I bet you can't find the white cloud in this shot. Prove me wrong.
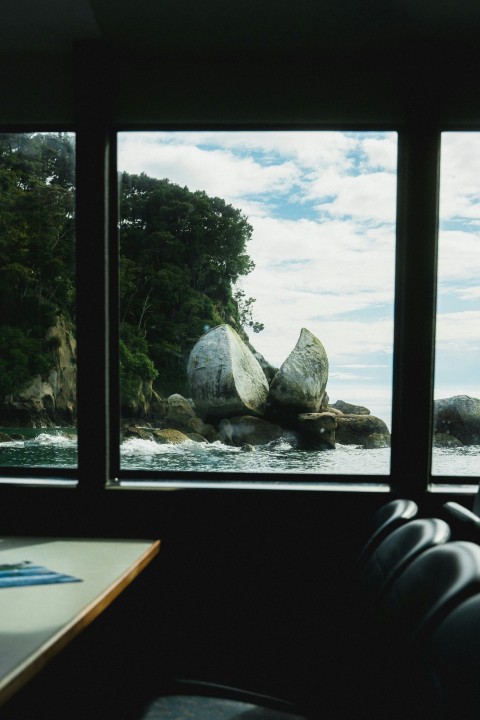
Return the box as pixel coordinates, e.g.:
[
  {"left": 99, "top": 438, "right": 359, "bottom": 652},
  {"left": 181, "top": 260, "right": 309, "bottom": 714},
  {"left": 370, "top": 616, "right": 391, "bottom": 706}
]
[
  {"left": 248, "top": 311, "right": 394, "bottom": 370},
  {"left": 456, "top": 286, "right": 480, "bottom": 301},
  {"left": 361, "top": 136, "right": 398, "bottom": 172},
  {"left": 155, "top": 130, "right": 360, "bottom": 172},
  {"left": 435, "top": 311, "right": 480, "bottom": 347},
  {"left": 118, "top": 135, "right": 300, "bottom": 205},
  {"left": 240, "top": 215, "right": 395, "bottom": 332},
  {"left": 440, "top": 133, "right": 480, "bottom": 220},
  {"left": 438, "top": 230, "right": 480, "bottom": 283},
  {"left": 312, "top": 172, "right": 397, "bottom": 224}
]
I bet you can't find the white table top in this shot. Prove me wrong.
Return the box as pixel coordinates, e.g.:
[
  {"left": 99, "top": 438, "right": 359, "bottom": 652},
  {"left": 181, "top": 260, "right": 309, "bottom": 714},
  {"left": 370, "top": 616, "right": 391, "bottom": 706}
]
[{"left": 0, "top": 536, "right": 160, "bottom": 705}]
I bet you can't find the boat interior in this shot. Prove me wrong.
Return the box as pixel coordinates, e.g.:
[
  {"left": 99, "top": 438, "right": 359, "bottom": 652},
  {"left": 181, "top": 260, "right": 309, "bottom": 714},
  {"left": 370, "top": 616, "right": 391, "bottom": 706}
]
[{"left": 0, "top": 1, "right": 480, "bottom": 718}]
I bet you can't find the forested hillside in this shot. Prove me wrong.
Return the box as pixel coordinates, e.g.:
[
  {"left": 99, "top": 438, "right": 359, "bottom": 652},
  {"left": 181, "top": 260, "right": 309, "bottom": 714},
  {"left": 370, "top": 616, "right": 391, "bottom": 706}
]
[
  {"left": 0, "top": 133, "right": 260, "bottom": 419},
  {"left": 119, "top": 171, "right": 257, "bottom": 398},
  {"left": 0, "top": 133, "right": 75, "bottom": 402}
]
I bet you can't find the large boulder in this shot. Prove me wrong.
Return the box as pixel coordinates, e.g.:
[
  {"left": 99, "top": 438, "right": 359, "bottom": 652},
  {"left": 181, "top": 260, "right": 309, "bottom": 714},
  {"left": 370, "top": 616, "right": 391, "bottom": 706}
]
[
  {"left": 165, "top": 394, "right": 196, "bottom": 426},
  {"left": 335, "top": 414, "right": 390, "bottom": 447},
  {"left": 330, "top": 400, "right": 370, "bottom": 415},
  {"left": 218, "top": 415, "right": 285, "bottom": 446},
  {"left": 187, "top": 325, "right": 269, "bottom": 421},
  {"left": 433, "top": 432, "right": 463, "bottom": 448},
  {"left": 267, "top": 328, "right": 329, "bottom": 421},
  {"left": 434, "top": 395, "right": 480, "bottom": 445},
  {"left": 297, "top": 412, "right": 337, "bottom": 449},
  {"left": 152, "top": 428, "right": 191, "bottom": 445}
]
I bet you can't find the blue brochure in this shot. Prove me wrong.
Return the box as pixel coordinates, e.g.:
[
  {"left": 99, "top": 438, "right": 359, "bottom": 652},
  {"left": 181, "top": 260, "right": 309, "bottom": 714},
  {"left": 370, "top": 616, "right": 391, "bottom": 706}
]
[{"left": 0, "top": 561, "right": 82, "bottom": 588}]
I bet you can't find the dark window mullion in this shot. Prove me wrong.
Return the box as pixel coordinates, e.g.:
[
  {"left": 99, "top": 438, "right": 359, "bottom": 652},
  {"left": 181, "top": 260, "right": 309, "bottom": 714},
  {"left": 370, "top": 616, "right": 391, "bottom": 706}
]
[
  {"left": 75, "top": 41, "right": 116, "bottom": 491},
  {"left": 75, "top": 127, "right": 112, "bottom": 490},
  {"left": 108, "top": 132, "right": 121, "bottom": 481},
  {"left": 390, "top": 126, "right": 441, "bottom": 496}
]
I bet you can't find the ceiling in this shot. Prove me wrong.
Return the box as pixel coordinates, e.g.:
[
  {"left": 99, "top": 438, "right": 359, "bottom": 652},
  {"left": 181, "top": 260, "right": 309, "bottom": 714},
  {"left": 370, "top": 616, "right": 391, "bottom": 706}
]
[{"left": 2, "top": 0, "right": 480, "bottom": 57}]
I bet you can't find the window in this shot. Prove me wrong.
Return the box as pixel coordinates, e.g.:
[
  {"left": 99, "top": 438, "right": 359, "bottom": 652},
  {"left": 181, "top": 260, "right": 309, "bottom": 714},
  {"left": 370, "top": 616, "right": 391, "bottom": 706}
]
[
  {"left": 432, "top": 132, "right": 480, "bottom": 478},
  {"left": 117, "top": 131, "right": 396, "bottom": 476},
  {"left": 0, "top": 133, "right": 77, "bottom": 471},
  {"left": 0, "top": 126, "right": 475, "bottom": 491}
]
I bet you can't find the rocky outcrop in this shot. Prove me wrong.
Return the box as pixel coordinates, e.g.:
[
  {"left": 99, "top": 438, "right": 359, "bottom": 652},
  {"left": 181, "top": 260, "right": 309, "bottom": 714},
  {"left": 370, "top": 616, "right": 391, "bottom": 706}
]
[
  {"left": 152, "top": 428, "right": 191, "bottom": 444},
  {"left": 432, "top": 433, "right": 463, "bottom": 448},
  {"left": 165, "top": 394, "right": 196, "bottom": 426},
  {"left": 296, "top": 412, "right": 337, "bottom": 449},
  {"left": 187, "top": 325, "right": 269, "bottom": 421},
  {"left": 164, "top": 394, "right": 220, "bottom": 441},
  {"left": 122, "top": 378, "right": 162, "bottom": 418},
  {"left": 433, "top": 395, "right": 480, "bottom": 446},
  {"left": 335, "top": 414, "right": 390, "bottom": 448},
  {"left": 267, "top": 328, "right": 329, "bottom": 420},
  {"left": 330, "top": 400, "right": 370, "bottom": 415},
  {"left": 2, "top": 317, "right": 76, "bottom": 427},
  {"left": 364, "top": 432, "right": 391, "bottom": 449},
  {"left": 218, "top": 415, "right": 286, "bottom": 447}
]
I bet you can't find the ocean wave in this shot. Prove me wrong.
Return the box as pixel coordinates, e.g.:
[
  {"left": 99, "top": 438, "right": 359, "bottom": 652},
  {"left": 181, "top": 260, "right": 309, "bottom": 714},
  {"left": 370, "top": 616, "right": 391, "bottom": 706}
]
[
  {"left": 30, "top": 432, "right": 77, "bottom": 447},
  {"left": 120, "top": 437, "right": 243, "bottom": 457}
]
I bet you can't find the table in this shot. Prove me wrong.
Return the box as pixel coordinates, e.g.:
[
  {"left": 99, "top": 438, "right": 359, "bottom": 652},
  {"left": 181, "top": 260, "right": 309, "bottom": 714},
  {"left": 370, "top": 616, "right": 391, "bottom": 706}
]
[{"left": 0, "top": 536, "right": 160, "bottom": 706}]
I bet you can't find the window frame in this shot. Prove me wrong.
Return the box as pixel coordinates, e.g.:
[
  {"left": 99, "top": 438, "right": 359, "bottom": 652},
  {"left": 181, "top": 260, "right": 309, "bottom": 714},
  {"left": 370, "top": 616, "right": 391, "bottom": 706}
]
[{"left": 0, "top": 115, "right": 476, "bottom": 494}]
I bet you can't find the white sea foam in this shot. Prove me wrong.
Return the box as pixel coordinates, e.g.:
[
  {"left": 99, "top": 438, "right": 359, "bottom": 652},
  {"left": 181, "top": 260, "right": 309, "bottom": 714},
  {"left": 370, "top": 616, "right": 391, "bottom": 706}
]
[
  {"left": 31, "top": 432, "right": 77, "bottom": 447},
  {"left": 1, "top": 429, "right": 478, "bottom": 477}
]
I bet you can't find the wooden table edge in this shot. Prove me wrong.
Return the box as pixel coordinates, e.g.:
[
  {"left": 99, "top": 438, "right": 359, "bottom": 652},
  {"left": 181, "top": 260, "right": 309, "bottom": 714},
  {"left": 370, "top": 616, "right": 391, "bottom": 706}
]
[{"left": 0, "top": 538, "right": 161, "bottom": 707}]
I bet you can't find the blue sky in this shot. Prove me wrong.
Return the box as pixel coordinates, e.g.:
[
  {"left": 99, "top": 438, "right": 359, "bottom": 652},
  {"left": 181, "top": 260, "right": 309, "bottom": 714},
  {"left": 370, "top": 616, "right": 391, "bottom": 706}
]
[{"left": 118, "top": 131, "right": 479, "bottom": 427}]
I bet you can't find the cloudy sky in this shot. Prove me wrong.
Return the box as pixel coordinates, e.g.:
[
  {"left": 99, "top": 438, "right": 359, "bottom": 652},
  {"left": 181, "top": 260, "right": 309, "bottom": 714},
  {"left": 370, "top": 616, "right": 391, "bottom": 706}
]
[{"left": 118, "top": 131, "right": 479, "bottom": 427}]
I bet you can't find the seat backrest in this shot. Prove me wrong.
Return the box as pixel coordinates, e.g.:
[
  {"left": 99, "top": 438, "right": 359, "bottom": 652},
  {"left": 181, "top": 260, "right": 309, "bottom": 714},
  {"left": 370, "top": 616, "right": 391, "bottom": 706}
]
[
  {"left": 355, "top": 498, "right": 418, "bottom": 571},
  {"left": 424, "top": 593, "right": 480, "bottom": 720},
  {"left": 443, "top": 500, "right": 480, "bottom": 542},
  {"left": 363, "top": 517, "right": 451, "bottom": 598},
  {"left": 473, "top": 482, "right": 480, "bottom": 517},
  {"left": 386, "top": 541, "right": 480, "bottom": 647}
]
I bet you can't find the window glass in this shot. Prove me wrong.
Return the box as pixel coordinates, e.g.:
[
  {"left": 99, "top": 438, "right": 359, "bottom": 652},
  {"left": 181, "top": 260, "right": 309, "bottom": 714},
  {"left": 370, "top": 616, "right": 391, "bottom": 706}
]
[
  {"left": 0, "top": 133, "right": 77, "bottom": 469},
  {"left": 432, "top": 133, "right": 480, "bottom": 477},
  {"left": 118, "top": 131, "right": 396, "bottom": 475}
]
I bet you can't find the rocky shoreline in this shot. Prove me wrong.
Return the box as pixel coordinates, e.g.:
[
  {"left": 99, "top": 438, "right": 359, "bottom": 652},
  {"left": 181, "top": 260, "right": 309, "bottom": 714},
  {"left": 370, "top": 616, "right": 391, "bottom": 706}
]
[{"left": 1, "top": 323, "right": 479, "bottom": 451}]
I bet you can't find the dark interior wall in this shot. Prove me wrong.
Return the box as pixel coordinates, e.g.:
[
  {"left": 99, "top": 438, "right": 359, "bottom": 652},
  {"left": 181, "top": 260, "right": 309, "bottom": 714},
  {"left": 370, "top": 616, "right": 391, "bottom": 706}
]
[{"left": 2, "top": 45, "right": 480, "bottom": 127}]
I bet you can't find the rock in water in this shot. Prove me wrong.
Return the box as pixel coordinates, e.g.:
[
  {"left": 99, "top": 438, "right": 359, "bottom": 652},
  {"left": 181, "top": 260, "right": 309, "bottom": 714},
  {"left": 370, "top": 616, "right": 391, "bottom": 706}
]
[
  {"left": 218, "top": 415, "right": 285, "bottom": 446},
  {"left": 434, "top": 395, "right": 480, "bottom": 445},
  {"left": 267, "top": 328, "right": 329, "bottom": 418},
  {"left": 330, "top": 399, "right": 370, "bottom": 415},
  {"left": 297, "top": 412, "right": 337, "bottom": 449},
  {"left": 335, "top": 415, "right": 390, "bottom": 447},
  {"left": 187, "top": 325, "right": 269, "bottom": 421}
]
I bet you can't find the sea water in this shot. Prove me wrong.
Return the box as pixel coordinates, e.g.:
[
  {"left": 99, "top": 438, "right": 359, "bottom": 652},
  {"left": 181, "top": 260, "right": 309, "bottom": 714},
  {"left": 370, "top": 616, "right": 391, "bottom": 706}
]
[{"left": 0, "top": 428, "right": 478, "bottom": 478}]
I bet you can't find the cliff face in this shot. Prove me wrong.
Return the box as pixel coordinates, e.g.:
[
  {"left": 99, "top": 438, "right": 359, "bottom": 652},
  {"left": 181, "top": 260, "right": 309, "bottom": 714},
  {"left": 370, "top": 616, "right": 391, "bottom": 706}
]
[{"left": 2, "top": 317, "right": 77, "bottom": 427}]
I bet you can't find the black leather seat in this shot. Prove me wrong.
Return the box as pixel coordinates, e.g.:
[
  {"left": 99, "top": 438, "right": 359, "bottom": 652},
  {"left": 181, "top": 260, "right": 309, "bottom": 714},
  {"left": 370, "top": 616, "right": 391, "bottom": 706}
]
[
  {"left": 139, "top": 517, "right": 451, "bottom": 720},
  {"left": 141, "top": 692, "right": 308, "bottom": 719},
  {"left": 139, "top": 516, "right": 480, "bottom": 720},
  {"left": 363, "top": 541, "right": 480, "bottom": 720},
  {"left": 386, "top": 541, "right": 480, "bottom": 644},
  {"left": 355, "top": 498, "right": 418, "bottom": 572},
  {"left": 360, "top": 517, "right": 451, "bottom": 613},
  {"left": 423, "top": 593, "right": 480, "bottom": 720}
]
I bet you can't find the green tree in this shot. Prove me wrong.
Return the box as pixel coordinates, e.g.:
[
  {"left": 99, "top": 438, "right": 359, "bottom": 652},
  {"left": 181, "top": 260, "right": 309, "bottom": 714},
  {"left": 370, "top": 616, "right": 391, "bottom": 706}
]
[
  {"left": 119, "top": 173, "right": 259, "bottom": 396},
  {"left": 0, "top": 133, "right": 75, "bottom": 399}
]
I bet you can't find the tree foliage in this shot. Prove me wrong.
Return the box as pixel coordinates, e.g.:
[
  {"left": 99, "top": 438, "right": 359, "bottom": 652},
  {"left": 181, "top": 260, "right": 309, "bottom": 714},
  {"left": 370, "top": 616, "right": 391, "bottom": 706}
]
[
  {"left": 0, "top": 135, "right": 262, "bottom": 409},
  {"left": 119, "top": 172, "right": 259, "bottom": 395},
  {"left": 0, "top": 133, "right": 75, "bottom": 398}
]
